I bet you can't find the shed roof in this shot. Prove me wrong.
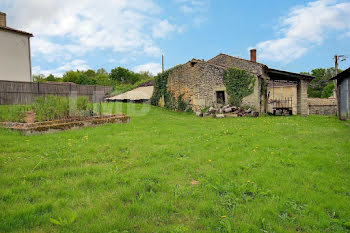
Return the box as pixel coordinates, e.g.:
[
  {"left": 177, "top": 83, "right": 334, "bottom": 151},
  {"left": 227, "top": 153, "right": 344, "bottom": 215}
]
[
  {"left": 0, "top": 25, "right": 33, "bottom": 37},
  {"left": 267, "top": 68, "right": 314, "bottom": 81},
  {"left": 106, "top": 86, "right": 154, "bottom": 101},
  {"left": 331, "top": 67, "right": 350, "bottom": 82}
]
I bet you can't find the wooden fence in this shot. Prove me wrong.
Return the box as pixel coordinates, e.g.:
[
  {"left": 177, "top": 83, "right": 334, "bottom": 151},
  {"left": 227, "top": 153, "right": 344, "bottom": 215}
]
[{"left": 0, "top": 80, "right": 113, "bottom": 105}]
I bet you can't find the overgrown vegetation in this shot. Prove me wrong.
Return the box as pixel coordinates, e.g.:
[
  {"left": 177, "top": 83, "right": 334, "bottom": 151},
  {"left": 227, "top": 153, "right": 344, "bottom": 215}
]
[
  {"left": 301, "top": 68, "right": 339, "bottom": 98},
  {"left": 224, "top": 68, "right": 256, "bottom": 106},
  {"left": 150, "top": 70, "right": 170, "bottom": 106},
  {"left": 0, "top": 105, "right": 32, "bottom": 122},
  {"left": 32, "top": 96, "right": 93, "bottom": 121},
  {"left": 0, "top": 103, "right": 349, "bottom": 232},
  {"left": 150, "top": 66, "right": 189, "bottom": 112},
  {"left": 33, "top": 67, "right": 154, "bottom": 94}
]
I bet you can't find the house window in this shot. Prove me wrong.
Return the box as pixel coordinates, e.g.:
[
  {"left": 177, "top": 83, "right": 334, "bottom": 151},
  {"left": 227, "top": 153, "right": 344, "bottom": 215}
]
[{"left": 216, "top": 91, "right": 225, "bottom": 104}]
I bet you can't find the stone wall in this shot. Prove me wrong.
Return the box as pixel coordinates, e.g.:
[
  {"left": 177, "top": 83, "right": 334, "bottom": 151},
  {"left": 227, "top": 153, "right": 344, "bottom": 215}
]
[
  {"left": 166, "top": 59, "right": 261, "bottom": 112},
  {"left": 297, "top": 79, "right": 309, "bottom": 116},
  {"left": 308, "top": 98, "right": 337, "bottom": 115}
]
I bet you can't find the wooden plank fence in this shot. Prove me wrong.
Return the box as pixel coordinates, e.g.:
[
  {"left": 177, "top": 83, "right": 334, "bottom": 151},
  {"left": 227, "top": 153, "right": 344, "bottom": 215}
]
[{"left": 0, "top": 80, "right": 113, "bottom": 105}]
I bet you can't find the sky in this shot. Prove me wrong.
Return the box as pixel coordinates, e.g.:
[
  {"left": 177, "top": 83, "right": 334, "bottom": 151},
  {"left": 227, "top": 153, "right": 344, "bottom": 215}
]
[{"left": 1, "top": 0, "right": 350, "bottom": 77}]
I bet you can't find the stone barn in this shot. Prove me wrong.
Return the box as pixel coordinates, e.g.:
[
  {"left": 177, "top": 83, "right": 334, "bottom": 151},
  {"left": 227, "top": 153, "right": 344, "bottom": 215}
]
[{"left": 163, "top": 50, "right": 313, "bottom": 115}]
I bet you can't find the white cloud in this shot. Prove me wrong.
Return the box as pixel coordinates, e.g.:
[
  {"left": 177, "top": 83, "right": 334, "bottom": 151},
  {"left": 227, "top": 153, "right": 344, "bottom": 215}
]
[
  {"left": 255, "top": 0, "right": 350, "bottom": 63},
  {"left": 57, "top": 60, "right": 90, "bottom": 72},
  {"left": 177, "top": 0, "right": 209, "bottom": 14},
  {"left": 3, "top": 0, "right": 179, "bottom": 65},
  {"left": 32, "top": 66, "right": 63, "bottom": 77},
  {"left": 32, "top": 60, "right": 90, "bottom": 77},
  {"left": 133, "top": 62, "right": 162, "bottom": 75},
  {"left": 152, "top": 19, "right": 176, "bottom": 38}
]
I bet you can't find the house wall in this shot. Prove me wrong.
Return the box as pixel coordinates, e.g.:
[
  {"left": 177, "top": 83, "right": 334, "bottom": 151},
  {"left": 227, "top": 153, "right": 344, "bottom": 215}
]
[
  {"left": 0, "top": 30, "right": 32, "bottom": 82},
  {"left": 267, "top": 85, "right": 297, "bottom": 115},
  {"left": 166, "top": 61, "right": 261, "bottom": 112}
]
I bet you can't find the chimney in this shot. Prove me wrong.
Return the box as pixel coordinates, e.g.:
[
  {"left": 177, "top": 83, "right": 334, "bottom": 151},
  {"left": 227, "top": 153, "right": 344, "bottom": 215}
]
[
  {"left": 250, "top": 49, "right": 256, "bottom": 62},
  {"left": 0, "top": 12, "right": 6, "bottom": 27}
]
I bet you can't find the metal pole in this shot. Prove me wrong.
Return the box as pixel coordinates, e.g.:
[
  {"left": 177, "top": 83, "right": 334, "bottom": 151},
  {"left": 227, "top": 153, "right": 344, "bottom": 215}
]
[
  {"left": 162, "top": 55, "right": 164, "bottom": 73},
  {"left": 334, "top": 55, "right": 341, "bottom": 119}
]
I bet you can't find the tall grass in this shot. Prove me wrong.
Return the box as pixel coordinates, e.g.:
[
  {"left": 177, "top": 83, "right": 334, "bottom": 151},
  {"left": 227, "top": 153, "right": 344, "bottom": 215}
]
[
  {"left": 0, "top": 105, "right": 32, "bottom": 122},
  {"left": 33, "top": 95, "right": 93, "bottom": 121}
]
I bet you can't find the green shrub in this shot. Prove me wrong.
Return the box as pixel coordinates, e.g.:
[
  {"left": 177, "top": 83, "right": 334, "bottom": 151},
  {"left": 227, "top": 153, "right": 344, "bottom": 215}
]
[
  {"left": 177, "top": 94, "right": 187, "bottom": 111},
  {"left": 200, "top": 106, "right": 210, "bottom": 114}
]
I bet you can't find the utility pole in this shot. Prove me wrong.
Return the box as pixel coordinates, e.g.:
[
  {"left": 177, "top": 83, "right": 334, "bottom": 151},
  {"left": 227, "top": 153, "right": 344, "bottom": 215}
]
[
  {"left": 334, "top": 54, "right": 346, "bottom": 120},
  {"left": 162, "top": 55, "right": 164, "bottom": 73}
]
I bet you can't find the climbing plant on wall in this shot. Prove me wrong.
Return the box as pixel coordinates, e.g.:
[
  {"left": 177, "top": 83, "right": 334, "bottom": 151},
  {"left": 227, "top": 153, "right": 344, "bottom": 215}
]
[
  {"left": 223, "top": 68, "right": 255, "bottom": 107},
  {"left": 150, "top": 70, "right": 170, "bottom": 106},
  {"left": 150, "top": 65, "right": 189, "bottom": 111}
]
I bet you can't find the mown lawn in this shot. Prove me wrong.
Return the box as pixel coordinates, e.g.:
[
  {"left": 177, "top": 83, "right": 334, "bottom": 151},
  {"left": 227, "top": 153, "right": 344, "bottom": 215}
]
[{"left": 0, "top": 103, "right": 349, "bottom": 233}]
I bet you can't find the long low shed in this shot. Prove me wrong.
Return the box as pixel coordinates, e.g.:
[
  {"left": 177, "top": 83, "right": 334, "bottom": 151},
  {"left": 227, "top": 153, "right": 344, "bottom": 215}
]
[{"left": 106, "top": 86, "right": 154, "bottom": 103}]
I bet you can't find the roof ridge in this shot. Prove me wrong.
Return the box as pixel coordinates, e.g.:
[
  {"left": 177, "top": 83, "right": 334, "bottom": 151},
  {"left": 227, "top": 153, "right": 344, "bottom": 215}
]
[
  {"left": 208, "top": 53, "right": 267, "bottom": 67},
  {"left": 0, "top": 25, "right": 33, "bottom": 37}
]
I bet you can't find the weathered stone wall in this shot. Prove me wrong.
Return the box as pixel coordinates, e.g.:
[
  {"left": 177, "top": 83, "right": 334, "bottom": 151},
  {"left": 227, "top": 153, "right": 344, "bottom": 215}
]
[
  {"left": 308, "top": 98, "right": 337, "bottom": 115},
  {"left": 166, "top": 59, "right": 261, "bottom": 112},
  {"left": 207, "top": 53, "right": 265, "bottom": 111},
  {"left": 297, "top": 79, "right": 309, "bottom": 116}
]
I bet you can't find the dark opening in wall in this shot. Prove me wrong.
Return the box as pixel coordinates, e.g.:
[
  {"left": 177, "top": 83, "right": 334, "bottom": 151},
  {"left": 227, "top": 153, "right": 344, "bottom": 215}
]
[
  {"left": 216, "top": 91, "right": 225, "bottom": 104},
  {"left": 190, "top": 61, "right": 196, "bottom": 67}
]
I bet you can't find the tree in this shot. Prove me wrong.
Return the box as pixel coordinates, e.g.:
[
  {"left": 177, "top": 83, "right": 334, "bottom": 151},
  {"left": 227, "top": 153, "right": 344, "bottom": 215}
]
[
  {"left": 303, "top": 67, "right": 339, "bottom": 98},
  {"left": 62, "top": 71, "right": 80, "bottom": 83},
  {"left": 33, "top": 74, "right": 46, "bottom": 82},
  {"left": 84, "top": 69, "right": 96, "bottom": 78},
  {"left": 96, "top": 68, "right": 108, "bottom": 75},
  {"left": 223, "top": 68, "right": 255, "bottom": 106},
  {"left": 109, "top": 67, "right": 141, "bottom": 84},
  {"left": 321, "top": 82, "right": 335, "bottom": 98},
  {"left": 46, "top": 74, "right": 56, "bottom": 81}
]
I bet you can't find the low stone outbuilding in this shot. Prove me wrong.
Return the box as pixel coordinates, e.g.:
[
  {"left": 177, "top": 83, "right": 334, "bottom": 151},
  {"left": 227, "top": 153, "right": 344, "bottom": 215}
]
[{"left": 165, "top": 50, "right": 313, "bottom": 115}]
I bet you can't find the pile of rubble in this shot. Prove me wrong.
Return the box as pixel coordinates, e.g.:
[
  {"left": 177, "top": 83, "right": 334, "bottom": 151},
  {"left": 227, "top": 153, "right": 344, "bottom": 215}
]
[{"left": 196, "top": 105, "right": 259, "bottom": 118}]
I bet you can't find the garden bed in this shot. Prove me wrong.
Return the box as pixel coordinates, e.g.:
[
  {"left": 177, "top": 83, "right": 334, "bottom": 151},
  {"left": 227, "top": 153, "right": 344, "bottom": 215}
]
[{"left": 0, "top": 114, "right": 130, "bottom": 135}]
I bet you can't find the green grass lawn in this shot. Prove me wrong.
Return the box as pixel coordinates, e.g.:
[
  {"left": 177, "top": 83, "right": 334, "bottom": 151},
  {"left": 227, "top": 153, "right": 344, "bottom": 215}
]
[{"left": 0, "top": 103, "right": 349, "bottom": 232}]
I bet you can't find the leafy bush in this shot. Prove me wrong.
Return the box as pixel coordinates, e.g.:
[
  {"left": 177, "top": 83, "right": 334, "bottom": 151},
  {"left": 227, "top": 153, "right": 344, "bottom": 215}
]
[
  {"left": 177, "top": 94, "right": 187, "bottom": 111},
  {"left": 223, "top": 68, "right": 255, "bottom": 107}
]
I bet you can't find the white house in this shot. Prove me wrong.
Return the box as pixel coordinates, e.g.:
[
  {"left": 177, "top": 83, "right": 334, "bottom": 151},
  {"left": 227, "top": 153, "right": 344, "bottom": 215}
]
[{"left": 0, "top": 12, "right": 33, "bottom": 82}]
